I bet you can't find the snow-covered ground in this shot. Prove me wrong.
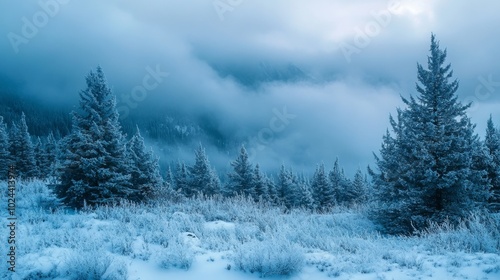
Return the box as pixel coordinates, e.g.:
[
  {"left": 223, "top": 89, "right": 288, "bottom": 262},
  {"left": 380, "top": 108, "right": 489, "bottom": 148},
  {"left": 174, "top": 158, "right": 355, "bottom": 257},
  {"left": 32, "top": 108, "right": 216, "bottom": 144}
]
[{"left": 1, "top": 181, "right": 499, "bottom": 280}]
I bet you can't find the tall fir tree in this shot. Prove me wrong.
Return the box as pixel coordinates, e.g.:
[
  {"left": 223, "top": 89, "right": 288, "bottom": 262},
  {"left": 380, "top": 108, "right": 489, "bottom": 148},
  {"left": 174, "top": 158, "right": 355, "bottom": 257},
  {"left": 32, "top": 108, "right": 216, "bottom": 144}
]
[
  {"left": 9, "top": 113, "right": 36, "bottom": 179},
  {"left": 369, "top": 111, "right": 416, "bottom": 234},
  {"left": 279, "top": 167, "right": 301, "bottom": 209},
  {"left": 33, "top": 136, "right": 44, "bottom": 179},
  {"left": 266, "top": 174, "right": 279, "bottom": 205},
  {"left": 311, "top": 163, "right": 334, "bottom": 210},
  {"left": 484, "top": 116, "right": 500, "bottom": 211},
  {"left": 0, "top": 116, "right": 10, "bottom": 180},
  {"left": 297, "top": 175, "right": 314, "bottom": 210},
  {"left": 174, "top": 161, "right": 190, "bottom": 197},
  {"left": 127, "top": 126, "right": 163, "bottom": 201},
  {"left": 348, "top": 168, "right": 367, "bottom": 206},
  {"left": 58, "top": 67, "right": 133, "bottom": 208},
  {"left": 329, "top": 159, "right": 349, "bottom": 205},
  {"left": 371, "top": 35, "right": 489, "bottom": 234},
  {"left": 227, "top": 145, "right": 254, "bottom": 197},
  {"left": 44, "top": 132, "right": 60, "bottom": 183},
  {"left": 188, "top": 144, "right": 219, "bottom": 196},
  {"left": 252, "top": 164, "right": 269, "bottom": 201},
  {"left": 165, "top": 166, "right": 175, "bottom": 189}
]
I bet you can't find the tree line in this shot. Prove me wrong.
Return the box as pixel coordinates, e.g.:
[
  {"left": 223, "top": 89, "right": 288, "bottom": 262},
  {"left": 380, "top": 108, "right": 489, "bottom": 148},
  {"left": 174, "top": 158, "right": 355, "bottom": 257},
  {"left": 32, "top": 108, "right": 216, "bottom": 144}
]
[{"left": 0, "top": 67, "right": 368, "bottom": 211}]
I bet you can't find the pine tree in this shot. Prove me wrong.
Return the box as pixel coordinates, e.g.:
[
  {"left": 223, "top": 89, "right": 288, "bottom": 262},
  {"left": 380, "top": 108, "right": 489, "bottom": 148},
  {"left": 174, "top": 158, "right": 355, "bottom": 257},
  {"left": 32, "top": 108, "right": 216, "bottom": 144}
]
[
  {"left": 281, "top": 168, "right": 301, "bottom": 209},
  {"left": 252, "top": 164, "right": 268, "bottom": 202},
  {"left": 227, "top": 146, "right": 254, "bottom": 197},
  {"left": 58, "top": 67, "right": 133, "bottom": 208},
  {"left": 266, "top": 174, "right": 279, "bottom": 205},
  {"left": 0, "top": 116, "right": 10, "bottom": 180},
  {"left": 165, "top": 166, "right": 175, "bottom": 189},
  {"left": 311, "top": 163, "right": 334, "bottom": 210},
  {"left": 127, "top": 126, "right": 163, "bottom": 201},
  {"left": 371, "top": 34, "right": 489, "bottom": 234},
  {"left": 329, "top": 159, "right": 347, "bottom": 205},
  {"left": 174, "top": 161, "right": 190, "bottom": 197},
  {"left": 348, "top": 168, "right": 367, "bottom": 205},
  {"left": 33, "top": 136, "right": 44, "bottom": 179},
  {"left": 484, "top": 116, "right": 500, "bottom": 211},
  {"left": 189, "top": 144, "right": 219, "bottom": 196},
  {"left": 9, "top": 113, "right": 36, "bottom": 179},
  {"left": 297, "top": 176, "right": 314, "bottom": 210},
  {"left": 370, "top": 111, "right": 418, "bottom": 234},
  {"left": 44, "top": 132, "right": 60, "bottom": 183}
]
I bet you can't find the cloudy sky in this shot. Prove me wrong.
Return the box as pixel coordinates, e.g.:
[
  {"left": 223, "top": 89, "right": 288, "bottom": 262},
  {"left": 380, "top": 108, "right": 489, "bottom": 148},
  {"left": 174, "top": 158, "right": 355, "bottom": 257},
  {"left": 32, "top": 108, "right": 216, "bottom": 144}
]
[{"left": 1, "top": 0, "right": 500, "bottom": 176}]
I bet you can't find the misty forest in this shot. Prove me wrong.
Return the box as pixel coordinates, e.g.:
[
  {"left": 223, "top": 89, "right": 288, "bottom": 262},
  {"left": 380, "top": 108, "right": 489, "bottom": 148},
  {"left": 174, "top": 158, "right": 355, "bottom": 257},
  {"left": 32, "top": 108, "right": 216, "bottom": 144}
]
[{"left": 2, "top": 1, "right": 500, "bottom": 280}]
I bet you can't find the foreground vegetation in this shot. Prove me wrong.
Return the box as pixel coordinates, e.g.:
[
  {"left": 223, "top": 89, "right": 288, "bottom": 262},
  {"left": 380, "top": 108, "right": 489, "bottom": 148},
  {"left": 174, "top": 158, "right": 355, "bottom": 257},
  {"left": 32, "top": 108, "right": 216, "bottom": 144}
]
[{"left": 1, "top": 180, "right": 499, "bottom": 279}]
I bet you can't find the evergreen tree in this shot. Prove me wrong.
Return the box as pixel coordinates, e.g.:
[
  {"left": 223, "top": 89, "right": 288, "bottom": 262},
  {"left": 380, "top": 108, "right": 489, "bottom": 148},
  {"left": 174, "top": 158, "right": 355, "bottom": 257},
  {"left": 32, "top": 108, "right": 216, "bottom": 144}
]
[
  {"left": 189, "top": 144, "right": 219, "bottom": 196},
  {"left": 297, "top": 176, "right": 314, "bottom": 210},
  {"left": 484, "top": 116, "right": 500, "bottom": 211},
  {"left": 165, "top": 166, "right": 175, "bottom": 189},
  {"left": 348, "top": 168, "right": 367, "bottom": 205},
  {"left": 58, "top": 67, "right": 133, "bottom": 208},
  {"left": 227, "top": 145, "right": 254, "bottom": 197},
  {"left": 311, "top": 163, "right": 334, "bottom": 210},
  {"left": 370, "top": 111, "right": 417, "bottom": 234},
  {"left": 9, "top": 113, "right": 36, "bottom": 179},
  {"left": 266, "top": 174, "right": 279, "bottom": 205},
  {"left": 282, "top": 168, "right": 301, "bottom": 209},
  {"left": 174, "top": 161, "right": 190, "bottom": 197},
  {"left": 0, "top": 116, "right": 10, "bottom": 180},
  {"left": 33, "top": 136, "right": 44, "bottom": 179},
  {"left": 252, "top": 164, "right": 269, "bottom": 201},
  {"left": 371, "top": 35, "right": 489, "bottom": 234},
  {"left": 127, "top": 126, "right": 163, "bottom": 201},
  {"left": 44, "top": 132, "right": 60, "bottom": 183},
  {"left": 329, "top": 159, "right": 351, "bottom": 205}
]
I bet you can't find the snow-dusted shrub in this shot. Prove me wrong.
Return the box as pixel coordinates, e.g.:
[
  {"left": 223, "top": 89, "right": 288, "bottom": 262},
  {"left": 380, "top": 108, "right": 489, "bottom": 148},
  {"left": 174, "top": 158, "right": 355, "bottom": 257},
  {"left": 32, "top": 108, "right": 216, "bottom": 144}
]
[
  {"left": 63, "top": 250, "right": 127, "bottom": 280},
  {"left": 158, "top": 235, "right": 195, "bottom": 270},
  {"left": 233, "top": 236, "right": 305, "bottom": 277},
  {"left": 391, "top": 251, "right": 424, "bottom": 270},
  {"left": 14, "top": 180, "right": 61, "bottom": 211},
  {"left": 420, "top": 212, "right": 500, "bottom": 253}
]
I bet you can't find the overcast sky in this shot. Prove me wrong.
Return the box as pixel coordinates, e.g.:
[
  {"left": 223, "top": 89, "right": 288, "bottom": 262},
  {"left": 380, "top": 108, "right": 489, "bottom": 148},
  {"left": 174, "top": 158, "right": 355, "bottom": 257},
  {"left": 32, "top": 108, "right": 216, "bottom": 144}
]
[{"left": 1, "top": 0, "right": 500, "bottom": 176}]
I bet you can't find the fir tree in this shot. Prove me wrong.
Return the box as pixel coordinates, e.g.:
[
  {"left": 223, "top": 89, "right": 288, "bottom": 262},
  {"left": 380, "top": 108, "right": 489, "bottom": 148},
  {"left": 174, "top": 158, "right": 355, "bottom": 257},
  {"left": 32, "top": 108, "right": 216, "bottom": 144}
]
[
  {"left": 165, "top": 166, "right": 175, "bottom": 189},
  {"left": 281, "top": 168, "right": 301, "bottom": 209},
  {"left": 252, "top": 164, "right": 268, "bottom": 201},
  {"left": 370, "top": 111, "right": 418, "bottom": 234},
  {"left": 348, "top": 168, "right": 367, "bottom": 205},
  {"left": 227, "top": 145, "right": 254, "bottom": 197},
  {"left": 0, "top": 116, "right": 10, "bottom": 180},
  {"left": 174, "top": 161, "right": 190, "bottom": 197},
  {"left": 297, "top": 176, "right": 314, "bottom": 210},
  {"left": 127, "top": 126, "right": 163, "bottom": 201},
  {"left": 33, "top": 136, "right": 44, "bottom": 179},
  {"left": 44, "top": 132, "right": 60, "bottom": 183},
  {"left": 189, "top": 144, "right": 219, "bottom": 196},
  {"left": 484, "top": 116, "right": 500, "bottom": 211},
  {"left": 9, "top": 113, "right": 36, "bottom": 179},
  {"left": 311, "top": 163, "right": 334, "bottom": 210},
  {"left": 371, "top": 34, "right": 489, "bottom": 234},
  {"left": 266, "top": 174, "right": 279, "bottom": 205},
  {"left": 58, "top": 67, "right": 133, "bottom": 208},
  {"left": 328, "top": 159, "right": 344, "bottom": 204}
]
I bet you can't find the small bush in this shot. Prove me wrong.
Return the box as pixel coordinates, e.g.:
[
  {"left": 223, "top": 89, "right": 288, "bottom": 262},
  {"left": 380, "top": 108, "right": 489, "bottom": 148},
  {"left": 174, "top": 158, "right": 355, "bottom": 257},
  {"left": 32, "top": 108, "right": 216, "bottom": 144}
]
[
  {"left": 158, "top": 236, "right": 195, "bottom": 270},
  {"left": 420, "top": 212, "right": 500, "bottom": 253},
  {"left": 233, "top": 236, "right": 305, "bottom": 277},
  {"left": 16, "top": 180, "right": 62, "bottom": 211},
  {"left": 62, "top": 250, "right": 126, "bottom": 280}
]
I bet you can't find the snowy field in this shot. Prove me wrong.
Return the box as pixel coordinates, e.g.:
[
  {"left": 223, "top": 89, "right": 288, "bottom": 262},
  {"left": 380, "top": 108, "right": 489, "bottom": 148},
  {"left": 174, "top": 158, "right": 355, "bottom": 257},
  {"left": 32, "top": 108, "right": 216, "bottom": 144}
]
[{"left": 1, "top": 181, "right": 499, "bottom": 280}]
